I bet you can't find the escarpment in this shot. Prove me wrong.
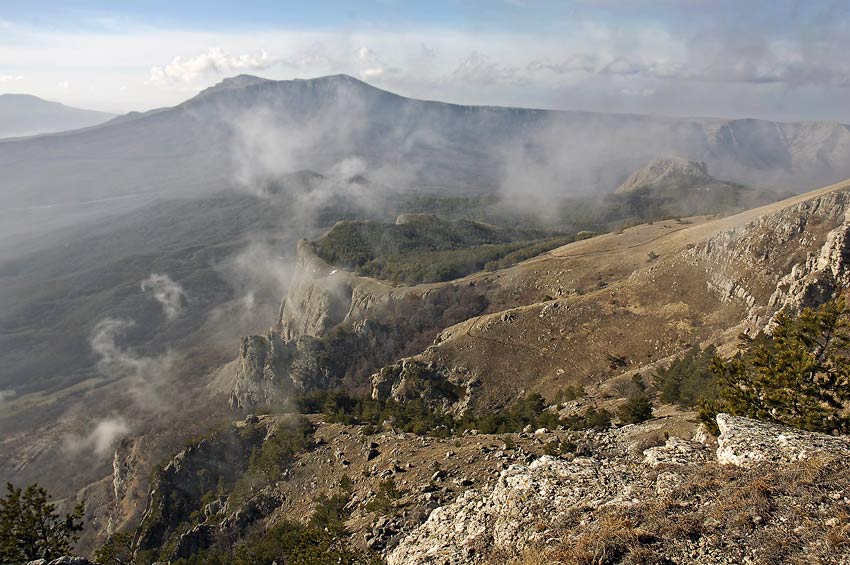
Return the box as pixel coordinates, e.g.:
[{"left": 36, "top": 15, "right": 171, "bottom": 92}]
[
  {"left": 231, "top": 181, "right": 850, "bottom": 415},
  {"left": 228, "top": 240, "right": 493, "bottom": 411},
  {"left": 371, "top": 181, "right": 850, "bottom": 414}
]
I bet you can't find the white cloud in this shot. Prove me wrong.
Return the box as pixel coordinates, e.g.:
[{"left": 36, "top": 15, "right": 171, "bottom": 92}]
[
  {"left": 141, "top": 273, "right": 187, "bottom": 321},
  {"left": 0, "top": 74, "right": 23, "bottom": 83},
  {"left": 3, "top": 12, "right": 850, "bottom": 120},
  {"left": 90, "top": 318, "right": 176, "bottom": 413},
  {"left": 64, "top": 416, "right": 130, "bottom": 457},
  {"left": 149, "top": 47, "right": 275, "bottom": 84}
]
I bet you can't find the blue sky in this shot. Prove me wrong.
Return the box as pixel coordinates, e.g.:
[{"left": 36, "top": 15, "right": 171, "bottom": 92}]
[{"left": 2, "top": 1, "right": 850, "bottom": 121}]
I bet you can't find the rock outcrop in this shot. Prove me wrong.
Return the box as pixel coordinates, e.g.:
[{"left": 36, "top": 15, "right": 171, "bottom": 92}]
[
  {"left": 716, "top": 413, "right": 850, "bottom": 466},
  {"left": 133, "top": 416, "right": 274, "bottom": 555},
  {"left": 371, "top": 359, "right": 479, "bottom": 416},
  {"left": 764, "top": 206, "right": 850, "bottom": 327},
  {"left": 229, "top": 241, "right": 353, "bottom": 410},
  {"left": 616, "top": 155, "right": 715, "bottom": 194},
  {"left": 387, "top": 414, "right": 850, "bottom": 564},
  {"left": 683, "top": 187, "right": 850, "bottom": 330},
  {"left": 277, "top": 239, "right": 354, "bottom": 341}
]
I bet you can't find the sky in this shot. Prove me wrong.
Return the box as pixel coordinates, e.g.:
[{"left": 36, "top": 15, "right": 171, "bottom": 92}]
[{"left": 2, "top": 0, "right": 850, "bottom": 122}]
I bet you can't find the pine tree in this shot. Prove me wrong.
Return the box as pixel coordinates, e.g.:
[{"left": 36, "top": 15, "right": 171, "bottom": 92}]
[
  {"left": 704, "top": 298, "right": 850, "bottom": 433},
  {"left": 0, "top": 482, "right": 85, "bottom": 562}
]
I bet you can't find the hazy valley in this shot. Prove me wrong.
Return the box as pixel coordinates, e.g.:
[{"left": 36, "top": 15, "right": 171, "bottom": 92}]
[{"left": 4, "top": 60, "right": 850, "bottom": 565}]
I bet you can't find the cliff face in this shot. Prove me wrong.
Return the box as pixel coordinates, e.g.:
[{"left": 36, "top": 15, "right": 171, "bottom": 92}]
[
  {"left": 276, "top": 239, "right": 355, "bottom": 340},
  {"left": 682, "top": 188, "right": 850, "bottom": 331},
  {"left": 229, "top": 242, "right": 356, "bottom": 410},
  {"left": 228, "top": 239, "right": 492, "bottom": 411}
]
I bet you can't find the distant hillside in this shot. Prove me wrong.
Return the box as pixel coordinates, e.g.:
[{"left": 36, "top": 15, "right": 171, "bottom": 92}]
[
  {"left": 4, "top": 74, "right": 850, "bottom": 254},
  {"left": 0, "top": 93, "right": 114, "bottom": 138},
  {"left": 616, "top": 156, "right": 716, "bottom": 193},
  {"left": 609, "top": 155, "right": 783, "bottom": 218}
]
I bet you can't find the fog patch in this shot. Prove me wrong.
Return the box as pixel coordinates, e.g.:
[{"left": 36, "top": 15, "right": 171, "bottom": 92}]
[
  {"left": 63, "top": 416, "right": 130, "bottom": 458},
  {"left": 141, "top": 273, "right": 187, "bottom": 321},
  {"left": 90, "top": 318, "right": 177, "bottom": 413}
]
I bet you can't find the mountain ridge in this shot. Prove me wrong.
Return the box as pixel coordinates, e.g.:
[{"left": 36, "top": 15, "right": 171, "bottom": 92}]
[{"left": 0, "top": 93, "right": 115, "bottom": 139}]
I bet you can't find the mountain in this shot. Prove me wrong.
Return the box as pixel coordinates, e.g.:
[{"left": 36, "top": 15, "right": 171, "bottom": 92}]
[
  {"left": 4, "top": 74, "right": 850, "bottom": 257},
  {"left": 6, "top": 74, "right": 850, "bottom": 562},
  {"left": 102, "top": 176, "right": 850, "bottom": 563},
  {"left": 615, "top": 155, "right": 716, "bottom": 193},
  {"left": 610, "top": 155, "right": 783, "bottom": 217},
  {"left": 0, "top": 93, "right": 114, "bottom": 138}
]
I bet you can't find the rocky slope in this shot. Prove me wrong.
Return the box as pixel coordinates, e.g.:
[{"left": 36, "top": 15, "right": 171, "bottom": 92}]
[
  {"left": 231, "top": 178, "right": 850, "bottom": 420},
  {"left": 387, "top": 413, "right": 850, "bottom": 564},
  {"left": 70, "top": 176, "right": 850, "bottom": 561},
  {"left": 371, "top": 179, "right": 850, "bottom": 415},
  {"left": 615, "top": 155, "right": 717, "bottom": 193},
  {"left": 118, "top": 411, "right": 850, "bottom": 564},
  {"left": 228, "top": 177, "right": 850, "bottom": 418}
]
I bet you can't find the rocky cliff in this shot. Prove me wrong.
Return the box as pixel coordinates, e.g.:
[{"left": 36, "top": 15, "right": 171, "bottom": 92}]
[{"left": 229, "top": 240, "right": 492, "bottom": 410}]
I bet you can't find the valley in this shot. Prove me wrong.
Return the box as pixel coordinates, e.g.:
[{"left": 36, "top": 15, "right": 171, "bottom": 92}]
[{"left": 3, "top": 73, "right": 850, "bottom": 564}]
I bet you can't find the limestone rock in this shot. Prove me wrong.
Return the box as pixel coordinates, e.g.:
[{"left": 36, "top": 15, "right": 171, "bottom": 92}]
[
  {"left": 615, "top": 155, "right": 713, "bottom": 194},
  {"left": 643, "top": 436, "right": 711, "bottom": 467},
  {"left": 387, "top": 456, "right": 636, "bottom": 564},
  {"left": 277, "top": 239, "right": 353, "bottom": 341},
  {"left": 371, "top": 359, "right": 478, "bottom": 417},
  {"left": 716, "top": 413, "right": 850, "bottom": 466}
]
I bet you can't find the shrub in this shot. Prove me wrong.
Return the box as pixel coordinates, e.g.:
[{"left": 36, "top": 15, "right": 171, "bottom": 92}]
[
  {"left": 365, "top": 478, "right": 402, "bottom": 514},
  {"left": 703, "top": 299, "right": 850, "bottom": 434},
  {"left": 654, "top": 344, "right": 718, "bottom": 409},
  {"left": 617, "top": 393, "right": 654, "bottom": 424}
]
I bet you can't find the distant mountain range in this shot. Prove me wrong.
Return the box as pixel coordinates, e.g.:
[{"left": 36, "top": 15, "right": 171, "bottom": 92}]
[
  {"left": 3, "top": 74, "right": 850, "bottom": 254},
  {"left": 0, "top": 93, "right": 114, "bottom": 139}
]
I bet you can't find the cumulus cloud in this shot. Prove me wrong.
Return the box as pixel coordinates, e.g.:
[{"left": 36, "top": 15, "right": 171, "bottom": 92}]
[
  {"left": 141, "top": 273, "right": 187, "bottom": 321},
  {"left": 63, "top": 416, "right": 130, "bottom": 457},
  {"left": 3, "top": 1, "right": 850, "bottom": 120},
  {"left": 149, "top": 47, "right": 276, "bottom": 84},
  {"left": 90, "top": 318, "right": 176, "bottom": 413}
]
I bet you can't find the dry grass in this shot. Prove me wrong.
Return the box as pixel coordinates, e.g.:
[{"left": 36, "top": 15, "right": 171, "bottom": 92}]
[{"left": 505, "top": 456, "right": 850, "bottom": 565}]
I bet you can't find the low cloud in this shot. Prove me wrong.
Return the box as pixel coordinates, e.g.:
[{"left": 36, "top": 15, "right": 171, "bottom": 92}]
[
  {"left": 149, "top": 47, "right": 276, "bottom": 84},
  {"left": 64, "top": 416, "right": 130, "bottom": 457},
  {"left": 90, "top": 318, "right": 177, "bottom": 413},
  {"left": 141, "top": 273, "right": 187, "bottom": 321},
  {"left": 0, "top": 74, "right": 23, "bottom": 83}
]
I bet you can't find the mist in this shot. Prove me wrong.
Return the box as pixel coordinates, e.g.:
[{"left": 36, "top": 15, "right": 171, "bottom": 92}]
[
  {"left": 63, "top": 416, "right": 130, "bottom": 458},
  {"left": 141, "top": 273, "right": 187, "bottom": 322},
  {"left": 89, "top": 318, "right": 178, "bottom": 414}
]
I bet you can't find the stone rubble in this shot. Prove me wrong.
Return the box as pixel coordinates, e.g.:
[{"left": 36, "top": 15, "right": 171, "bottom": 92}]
[{"left": 387, "top": 414, "right": 850, "bottom": 564}]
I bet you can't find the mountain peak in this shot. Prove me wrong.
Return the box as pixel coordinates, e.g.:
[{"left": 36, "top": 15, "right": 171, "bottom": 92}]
[{"left": 616, "top": 155, "right": 713, "bottom": 193}]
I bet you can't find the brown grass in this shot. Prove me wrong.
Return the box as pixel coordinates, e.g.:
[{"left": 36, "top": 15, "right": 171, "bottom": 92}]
[{"left": 507, "top": 456, "right": 850, "bottom": 565}]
